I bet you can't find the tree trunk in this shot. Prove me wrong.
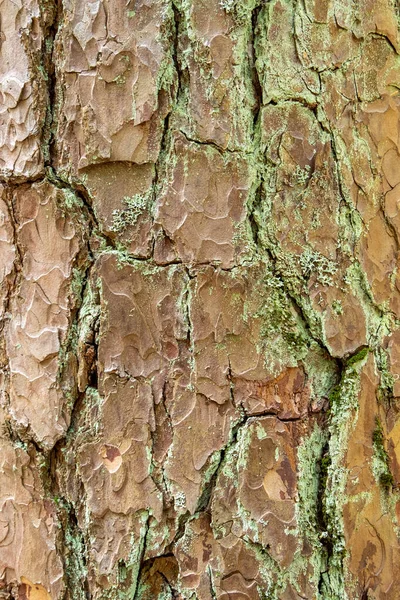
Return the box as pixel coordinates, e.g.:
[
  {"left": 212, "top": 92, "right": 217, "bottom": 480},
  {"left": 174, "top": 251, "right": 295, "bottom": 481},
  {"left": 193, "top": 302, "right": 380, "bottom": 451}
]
[{"left": 1, "top": 0, "right": 400, "bottom": 598}]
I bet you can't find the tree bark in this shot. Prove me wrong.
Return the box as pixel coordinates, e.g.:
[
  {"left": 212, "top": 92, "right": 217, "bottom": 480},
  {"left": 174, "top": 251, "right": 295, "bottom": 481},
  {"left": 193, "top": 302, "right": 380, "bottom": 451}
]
[{"left": 1, "top": 0, "right": 400, "bottom": 598}]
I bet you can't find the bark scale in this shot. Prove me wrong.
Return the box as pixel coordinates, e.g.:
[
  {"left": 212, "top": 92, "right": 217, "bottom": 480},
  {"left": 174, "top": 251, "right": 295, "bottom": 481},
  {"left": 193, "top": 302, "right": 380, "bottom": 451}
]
[{"left": 1, "top": 1, "right": 400, "bottom": 599}]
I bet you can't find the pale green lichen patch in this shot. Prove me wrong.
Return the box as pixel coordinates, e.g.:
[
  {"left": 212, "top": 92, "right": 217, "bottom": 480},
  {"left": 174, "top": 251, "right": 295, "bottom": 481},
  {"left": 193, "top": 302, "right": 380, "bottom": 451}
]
[
  {"left": 299, "top": 248, "right": 337, "bottom": 287},
  {"left": 375, "top": 346, "right": 395, "bottom": 402},
  {"left": 256, "top": 282, "right": 310, "bottom": 373},
  {"left": 110, "top": 193, "right": 151, "bottom": 233},
  {"left": 296, "top": 424, "right": 328, "bottom": 545}
]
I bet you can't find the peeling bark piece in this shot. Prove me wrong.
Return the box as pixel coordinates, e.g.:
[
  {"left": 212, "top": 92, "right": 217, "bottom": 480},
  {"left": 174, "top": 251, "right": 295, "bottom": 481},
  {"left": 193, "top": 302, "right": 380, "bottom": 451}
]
[
  {"left": 359, "top": 211, "right": 398, "bottom": 307},
  {"left": 55, "top": 256, "right": 191, "bottom": 586},
  {"left": 212, "top": 418, "right": 303, "bottom": 568},
  {"left": 135, "top": 555, "right": 179, "bottom": 600},
  {"left": 321, "top": 68, "right": 400, "bottom": 232},
  {"left": 353, "top": 0, "right": 400, "bottom": 49},
  {"left": 54, "top": 0, "right": 174, "bottom": 176},
  {"left": 354, "top": 37, "right": 400, "bottom": 104},
  {"left": 209, "top": 415, "right": 318, "bottom": 598},
  {"left": 0, "top": 186, "right": 16, "bottom": 317},
  {"left": 77, "top": 376, "right": 162, "bottom": 520},
  {"left": 190, "top": 264, "right": 307, "bottom": 395},
  {"left": 97, "top": 254, "right": 188, "bottom": 382},
  {"left": 164, "top": 388, "right": 239, "bottom": 515},
  {"left": 387, "top": 329, "right": 400, "bottom": 398},
  {"left": 0, "top": 0, "right": 50, "bottom": 180},
  {"left": 175, "top": 0, "right": 256, "bottom": 150},
  {"left": 55, "top": 385, "right": 160, "bottom": 595},
  {"left": 365, "top": 94, "right": 400, "bottom": 157},
  {"left": 325, "top": 93, "right": 400, "bottom": 218},
  {"left": 261, "top": 102, "right": 340, "bottom": 261},
  {"left": 81, "top": 162, "right": 155, "bottom": 257},
  {"left": 309, "top": 272, "right": 368, "bottom": 358},
  {"left": 0, "top": 425, "right": 63, "bottom": 598},
  {"left": 175, "top": 513, "right": 219, "bottom": 597},
  {"left": 155, "top": 134, "right": 250, "bottom": 267},
  {"left": 6, "top": 181, "right": 86, "bottom": 449},
  {"left": 85, "top": 509, "right": 149, "bottom": 597},
  {"left": 327, "top": 92, "right": 400, "bottom": 314},
  {"left": 342, "top": 357, "right": 400, "bottom": 599},
  {"left": 234, "top": 366, "right": 311, "bottom": 419},
  {"left": 294, "top": 1, "right": 359, "bottom": 72},
  {"left": 176, "top": 512, "right": 263, "bottom": 600},
  {"left": 260, "top": 102, "right": 373, "bottom": 357},
  {"left": 237, "top": 418, "right": 300, "bottom": 566},
  {"left": 294, "top": 0, "right": 400, "bottom": 76},
  {"left": 256, "top": 0, "right": 320, "bottom": 104}
]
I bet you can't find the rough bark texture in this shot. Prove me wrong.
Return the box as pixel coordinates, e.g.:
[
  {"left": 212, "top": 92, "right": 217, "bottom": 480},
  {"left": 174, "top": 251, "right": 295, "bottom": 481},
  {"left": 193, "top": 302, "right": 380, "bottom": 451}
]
[{"left": 1, "top": 1, "right": 400, "bottom": 599}]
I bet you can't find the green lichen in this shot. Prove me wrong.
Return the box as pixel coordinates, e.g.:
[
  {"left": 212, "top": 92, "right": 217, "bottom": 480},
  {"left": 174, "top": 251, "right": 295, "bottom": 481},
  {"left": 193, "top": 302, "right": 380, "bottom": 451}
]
[
  {"left": 56, "top": 499, "right": 88, "bottom": 600},
  {"left": 70, "top": 266, "right": 89, "bottom": 306},
  {"left": 296, "top": 425, "right": 329, "bottom": 591},
  {"left": 255, "top": 277, "right": 309, "bottom": 374},
  {"left": 57, "top": 321, "right": 79, "bottom": 379},
  {"left": 375, "top": 346, "right": 395, "bottom": 403},
  {"left": 296, "top": 425, "right": 327, "bottom": 541},
  {"left": 59, "top": 187, "right": 85, "bottom": 213},
  {"left": 299, "top": 248, "right": 337, "bottom": 287},
  {"left": 345, "top": 346, "right": 369, "bottom": 367},
  {"left": 331, "top": 299, "right": 343, "bottom": 315},
  {"left": 111, "top": 193, "right": 150, "bottom": 233},
  {"left": 155, "top": 1, "right": 177, "bottom": 95},
  {"left": 294, "top": 164, "right": 312, "bottom": 186},
  {"left": 107, "top": 248, "right": 160, "bottom": 273}
]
